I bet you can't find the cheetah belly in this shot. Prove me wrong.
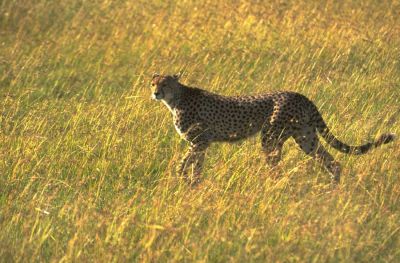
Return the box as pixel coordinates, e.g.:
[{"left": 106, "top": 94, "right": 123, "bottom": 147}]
[
  {"left": 211, "top": 111, "right": 266, "bottom": 142},
  {"left": 216, "top": 120, "right": 264, "bottom": 141}
]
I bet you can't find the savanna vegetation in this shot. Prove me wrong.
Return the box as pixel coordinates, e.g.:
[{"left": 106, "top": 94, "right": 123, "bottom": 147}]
[{"left": 1, "top": 0, "right": 399, "bottom": 262}]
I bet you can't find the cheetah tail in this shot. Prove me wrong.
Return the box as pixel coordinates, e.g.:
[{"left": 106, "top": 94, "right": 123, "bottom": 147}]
[{"left": 317, "top": 125, "right": 396, "bottom": 155}]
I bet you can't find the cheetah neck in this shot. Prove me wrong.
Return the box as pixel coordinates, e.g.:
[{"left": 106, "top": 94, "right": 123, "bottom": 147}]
[
  {"left": 161, "top": 99, "right": 177, "bottom": 113},
  {"left": 161, "top": 92, "right": 182, "bottom": 113}
]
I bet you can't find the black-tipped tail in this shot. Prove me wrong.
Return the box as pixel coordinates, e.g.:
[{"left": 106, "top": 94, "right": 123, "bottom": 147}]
[
  {"left": 318, "top": 128, "right": 396, "bottom": 155},
  {"left": 377, "top": 133, "right": 396, "bottom": 145}
]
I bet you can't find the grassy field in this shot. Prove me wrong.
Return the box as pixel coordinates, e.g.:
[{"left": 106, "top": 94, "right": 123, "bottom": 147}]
[{"left": 1, "top": 0, "right": 400, "bottom": 262}]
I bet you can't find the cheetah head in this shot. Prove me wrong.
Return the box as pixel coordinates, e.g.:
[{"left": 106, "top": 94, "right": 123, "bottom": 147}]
[{"left": 150, "top": 73, "right": 181, "bottom": 101}]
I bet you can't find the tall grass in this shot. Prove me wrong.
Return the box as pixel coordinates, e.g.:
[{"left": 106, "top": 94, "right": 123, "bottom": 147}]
[{"left": 0, "top": 0, "right": 399, "bottom": 261}]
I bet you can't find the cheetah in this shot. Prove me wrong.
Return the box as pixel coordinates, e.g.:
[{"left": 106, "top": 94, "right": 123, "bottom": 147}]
[{"left": 150, "top": 73, "right": 396, "bottom": 185}]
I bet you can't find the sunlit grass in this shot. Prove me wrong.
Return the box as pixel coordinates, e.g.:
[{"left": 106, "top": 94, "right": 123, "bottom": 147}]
[{"left": 1, "top": 0, "right": 399, "bottom": 261}]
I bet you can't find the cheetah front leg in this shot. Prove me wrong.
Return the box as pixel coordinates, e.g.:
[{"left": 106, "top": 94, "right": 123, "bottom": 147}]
[{"left": 178, "top": 142, "right": 209, "bottom": 186}]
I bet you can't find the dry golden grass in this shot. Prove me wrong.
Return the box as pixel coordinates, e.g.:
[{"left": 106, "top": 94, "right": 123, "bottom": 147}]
[{"left": 1, "top": 0, "right": 399, "bottom": 262}]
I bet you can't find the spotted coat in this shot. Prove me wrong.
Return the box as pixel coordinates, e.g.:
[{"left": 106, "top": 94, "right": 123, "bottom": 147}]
[{"left": 150, "top": 74, "right": 395, "bottom": 185}]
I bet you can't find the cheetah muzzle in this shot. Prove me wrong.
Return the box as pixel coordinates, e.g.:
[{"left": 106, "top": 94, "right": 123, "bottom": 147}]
[{"left": 149, "top": 73, "right": 396, "bottom": 185}]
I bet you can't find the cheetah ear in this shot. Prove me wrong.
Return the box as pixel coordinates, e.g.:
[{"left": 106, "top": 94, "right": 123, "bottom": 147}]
[
  {"left": 152, "top": 73, "right": 160, "bottom": 79},
  {"left": 172, "top": 73, "right": 181, "bottom": 80}
]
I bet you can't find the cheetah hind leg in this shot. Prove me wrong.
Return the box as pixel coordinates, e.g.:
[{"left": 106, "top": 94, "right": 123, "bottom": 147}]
[
  {"left": 294, "top": 128, "right": 341, "bottom": 183},
  {"left": 262, "top": 140, "right": 284, "bottom": 167},
  {"left": 261, "top": 129, "right": 290, "bottom": 167}
]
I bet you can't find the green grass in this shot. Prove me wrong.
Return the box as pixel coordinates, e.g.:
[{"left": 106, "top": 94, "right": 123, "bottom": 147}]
[{"left": 1, "top": 0, "right": 399, "bottom": 262}]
